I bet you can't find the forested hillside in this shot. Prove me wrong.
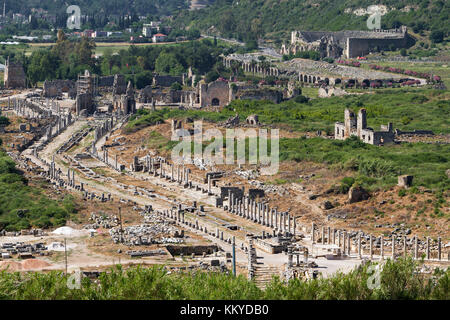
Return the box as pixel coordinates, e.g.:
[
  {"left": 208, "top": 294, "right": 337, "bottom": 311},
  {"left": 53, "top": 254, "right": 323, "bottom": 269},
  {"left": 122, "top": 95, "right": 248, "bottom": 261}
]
[
  {"left": 4, "top": 0, "right": 188, "bottom": 17},
  {"left": 172, "top": 0, "right": 449, "bottom": 42}
]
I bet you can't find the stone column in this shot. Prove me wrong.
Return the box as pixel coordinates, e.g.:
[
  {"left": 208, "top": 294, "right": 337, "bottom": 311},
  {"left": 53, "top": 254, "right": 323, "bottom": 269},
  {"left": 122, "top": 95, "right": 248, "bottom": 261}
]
[
  {"left": 321, "top": 226, "right": 325, "bottom": 244},
  {"left": 343, "top": 232, "right": 347, "bottom": 254},
  {"left": 262, "top": 204, "right": 266, "bottom": 225},
  {"left": 380, "top": 235, "right": 384, "bottom": 260},
  {"left": 270, "top": 209, "right": 274, "bottom": 228},
  {"left": 288, "top": 215, "right": 291, "bottom": 235},
  {"left": 347, "top": 234, "right": 351, "bottom": 255},
  {"left": 358, "top": 233, "right": 362, "bottom": 259},
  {"left": 238, "top": 200, "right": 242, "bottom": 216},
  {"left": 403, "top": 236, "right": 407, "bottom": 257},
  {"left": 311, "top": 223, "right": 315, "bottom": 243},
  {"left": 426, "top": 237, "right": 430, "bottom": 260},
  {"left": 293, "top": 218, "right": 296, "bottom": 237},
  {"left": 327, "top": 227, "right": 331, "bottom": 244},
  {"left": 230, "top": 193, "right": 234, "bottom": 213},
  {"left": 274, "top": 209, "right": 278, "bottom": 229},
  {"left": 414, "top": 236, "right": 418, "bottom": 260},
  {"left": 369, "top": 235, "right": 373, "bottom": 260},
  {"left": 257, "top": 203, "right": 261, "bottom": 224},
  {"left": 438, "top": 237, "right": 441, "bottom": 261},
  {"left": 392, "top": 235, "right": 396, "bottom": 259},
  {"left": 338, "top": 230, "right": 341, "bottom": 248}
]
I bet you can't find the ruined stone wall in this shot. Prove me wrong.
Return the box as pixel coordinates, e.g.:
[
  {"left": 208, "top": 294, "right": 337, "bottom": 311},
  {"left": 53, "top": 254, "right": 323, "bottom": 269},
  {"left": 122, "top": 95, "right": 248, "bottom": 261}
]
[
  {"left": 290, "top": 27, "right": 411, "bottom": 59},
  {"left": 200, "top": 80, "right": 231, "bottom": 108},
  {"left": 372, "top": 131, "right": 395, "bottom": 145},
  {"left": 76, "top": 93, "right": 94, "bottom": 116},
  {"left": 98, "top": 76, "right": 115, "bottom": 87},
  {"left": 4, "top": 60, "right": 26, "bottom": 88},
  {"left": 43, "top": 80, "right": 76, "bottom": 98},
  {"left": 153, "top": 75, "right": 183, "bottom": 87},
  {"left": 346, "top": 36, "right": 409, "bottom": 58},
  {"left": 235, "top": 88, "right": 283, "bottom": 104}
]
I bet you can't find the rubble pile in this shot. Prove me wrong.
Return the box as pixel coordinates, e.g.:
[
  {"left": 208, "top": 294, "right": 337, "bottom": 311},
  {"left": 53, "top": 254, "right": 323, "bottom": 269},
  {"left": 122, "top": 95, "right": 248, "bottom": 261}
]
[
  {"left": 109, "top": 218, "right": 184, "bottom": 245},
  {"left": 127, "top": 249, "right": 167, "bottom": 257},
  {"left": 1, "top": 242, "right": 47, "bottom": 258},
  {"left": 83, "top": 212, "right": 120, "bottom": 229},
  {"left": 235, "top": 170, "right": 258, "bottom": 180},
  {"left": 249, "top": 180, "right": 289, "bottom": 195}
]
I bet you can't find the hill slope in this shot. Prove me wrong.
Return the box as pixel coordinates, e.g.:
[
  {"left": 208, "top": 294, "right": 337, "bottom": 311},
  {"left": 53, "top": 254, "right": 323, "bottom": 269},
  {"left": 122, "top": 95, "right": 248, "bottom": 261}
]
[
  {"left": 172, "top": 0, "right": 449, "bottom": 42},
  {"left": 4, "top": 0, "right": 189, "bottom": 17}
]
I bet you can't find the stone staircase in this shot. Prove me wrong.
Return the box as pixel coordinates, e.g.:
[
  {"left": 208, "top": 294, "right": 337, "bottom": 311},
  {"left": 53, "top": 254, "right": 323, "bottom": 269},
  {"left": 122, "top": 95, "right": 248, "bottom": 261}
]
[{"left": 253, "top": 265, "right": 281, "bottom": 289}]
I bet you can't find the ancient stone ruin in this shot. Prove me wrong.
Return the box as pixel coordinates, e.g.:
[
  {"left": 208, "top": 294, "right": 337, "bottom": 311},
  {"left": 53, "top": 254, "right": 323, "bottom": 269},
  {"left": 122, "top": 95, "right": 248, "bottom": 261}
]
[
  {"left": 335, "top": 108, "right": 395, "bottom": 145},
  {"left": 282, "top": 26, "right": 412, "bottom": 58},
  {"left": 3, "top": 57, "right": 26, "bottom": 89}
]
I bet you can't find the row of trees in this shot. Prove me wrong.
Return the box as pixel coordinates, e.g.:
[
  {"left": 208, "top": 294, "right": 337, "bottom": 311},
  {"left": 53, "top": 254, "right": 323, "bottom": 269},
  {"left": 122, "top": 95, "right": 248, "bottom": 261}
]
[
  {"left": 26, "top": 32, "right": 96, "bottom": 86},
  {"left": 20, "top": 35, "right": 232, "bottom": 89}
]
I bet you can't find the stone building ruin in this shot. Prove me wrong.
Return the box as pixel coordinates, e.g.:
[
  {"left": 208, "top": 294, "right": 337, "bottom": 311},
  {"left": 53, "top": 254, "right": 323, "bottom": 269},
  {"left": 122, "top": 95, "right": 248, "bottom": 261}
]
[
  {"left": 114, "top": 81, "right": 136, "bottom": 115},
  {"left": 43, "top": 79, "right": 76, "bottom": 98},
  {"left": 112, "top": 74, "right": 127, "bottom": 95},
  {"left": 199, "top": 79, "right": 231, "bottom": 108},
  {"left": 75, "top": 70, "right": 95, "bottom": 116},
  {"left": 282, "top": 26, "right": 412, "bottom": 58},
  {"left": 3, "top": 57, "right": 26, "bottom": 88},
  {"left": 335, "top": 108, "right": 394, "bottom": 145}
]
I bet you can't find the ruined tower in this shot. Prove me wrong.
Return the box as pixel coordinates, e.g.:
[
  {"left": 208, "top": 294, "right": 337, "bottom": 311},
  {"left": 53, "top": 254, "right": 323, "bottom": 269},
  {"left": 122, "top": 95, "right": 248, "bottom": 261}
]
[
  {"left": 119, "top": 81, "right": 136, "bottom": 114},
  {"left": 344, "top": 108, "right": 356, "bottom": 138},
  {"left": 4, "top": 57, "right": 26, "bottom": 89},
  {"left": 357, "top": 108, "right": 367, "bottom": 137}
]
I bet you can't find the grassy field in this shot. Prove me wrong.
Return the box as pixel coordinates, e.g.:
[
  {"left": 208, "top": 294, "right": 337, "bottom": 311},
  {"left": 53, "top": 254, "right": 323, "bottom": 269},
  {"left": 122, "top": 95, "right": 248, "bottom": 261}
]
[
  {"left": 361, "top": 60, "right": 450, "bottom": 88},
  {"left": 139, "top": 88, "right": 450, "bottom": 135},
  {"left": 0, "top": 150, "right": 78, "bottom": 231},
  {"left": 25, "top": 41, "right": 190, "bottom": 56},
  {"left": 128, "top": 88, "right": 450, "bottom": 191}
]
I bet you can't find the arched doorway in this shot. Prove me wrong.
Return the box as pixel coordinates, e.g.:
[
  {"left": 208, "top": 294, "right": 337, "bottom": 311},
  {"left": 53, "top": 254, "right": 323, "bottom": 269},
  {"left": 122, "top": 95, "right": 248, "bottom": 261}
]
[{"left": 212, "top": 98, "right": 220, "bottom": 106}]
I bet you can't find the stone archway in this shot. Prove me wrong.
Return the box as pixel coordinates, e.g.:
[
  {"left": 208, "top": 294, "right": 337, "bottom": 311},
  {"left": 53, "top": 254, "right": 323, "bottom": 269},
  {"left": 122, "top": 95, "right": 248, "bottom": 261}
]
[{"left": 212, "top": 98, "right": 220, "bottom": 106}]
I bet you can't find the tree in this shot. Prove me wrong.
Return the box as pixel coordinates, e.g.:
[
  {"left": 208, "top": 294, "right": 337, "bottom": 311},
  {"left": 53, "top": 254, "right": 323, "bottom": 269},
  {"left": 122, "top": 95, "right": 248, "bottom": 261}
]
[
  {"left": 135, "top": 71, "right": 153, "bottom": 89},
  {"left": 430, "top": 30, "right": 444, "bottom": 43},
  {"left": 76, "top": 37, "right": 96, "bottom": 66},
  {"left": 155, "top": 52, "right": 184, "bottom": 75},
  {"left": 400, "top": 48, "right": 407, "bottom": 56},
  {"left": 205, "top": 70, "right": 219, "bottom": 83},
  {"left": 170, "top": 82, "right": 182, "bottom": 91},
  {"left": 0, "top": 116, "right": 10, "bottom": 127},
  {"left": 27, "top": 50, "right": 60, "bottom": 85}
]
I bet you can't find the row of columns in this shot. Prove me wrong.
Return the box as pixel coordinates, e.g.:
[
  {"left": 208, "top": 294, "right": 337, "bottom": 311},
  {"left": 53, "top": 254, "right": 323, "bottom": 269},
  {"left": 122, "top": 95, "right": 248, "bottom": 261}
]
[
  {"left": 311, "top": 223, "right": 444, "bottom": 260},
  {"left": 227, "top": 191, "right": 296, "bottom": 236}
]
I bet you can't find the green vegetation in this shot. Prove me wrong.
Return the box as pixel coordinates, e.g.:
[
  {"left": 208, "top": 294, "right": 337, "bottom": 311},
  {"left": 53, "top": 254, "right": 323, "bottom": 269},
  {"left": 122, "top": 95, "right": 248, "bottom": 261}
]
[
  {"left": 0, "top": 150, "right": 77, "bottom": 231},
  {"left": 278, "top": 136, "right": 449, "bottom": 191},
  {"left": 137, "top": 89, "right": 449, "bottom": 135},
  {"left": 127, "top": 86, "right": 449, "bottom": 191},
  {"left": 173, "top": 0, "right": 449, "bottom": 42},
  {"left": 283, "top": 50, "right": 320, "bottom": 61},
  {"left": 0, "top": 0, "right": 188, "bottom": 36},
  {"left": 6, "top": 37, "right": 231, "bottom": 88},
  {"left": 0, "top": 258, "right": 447, "bottom": 300}
]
